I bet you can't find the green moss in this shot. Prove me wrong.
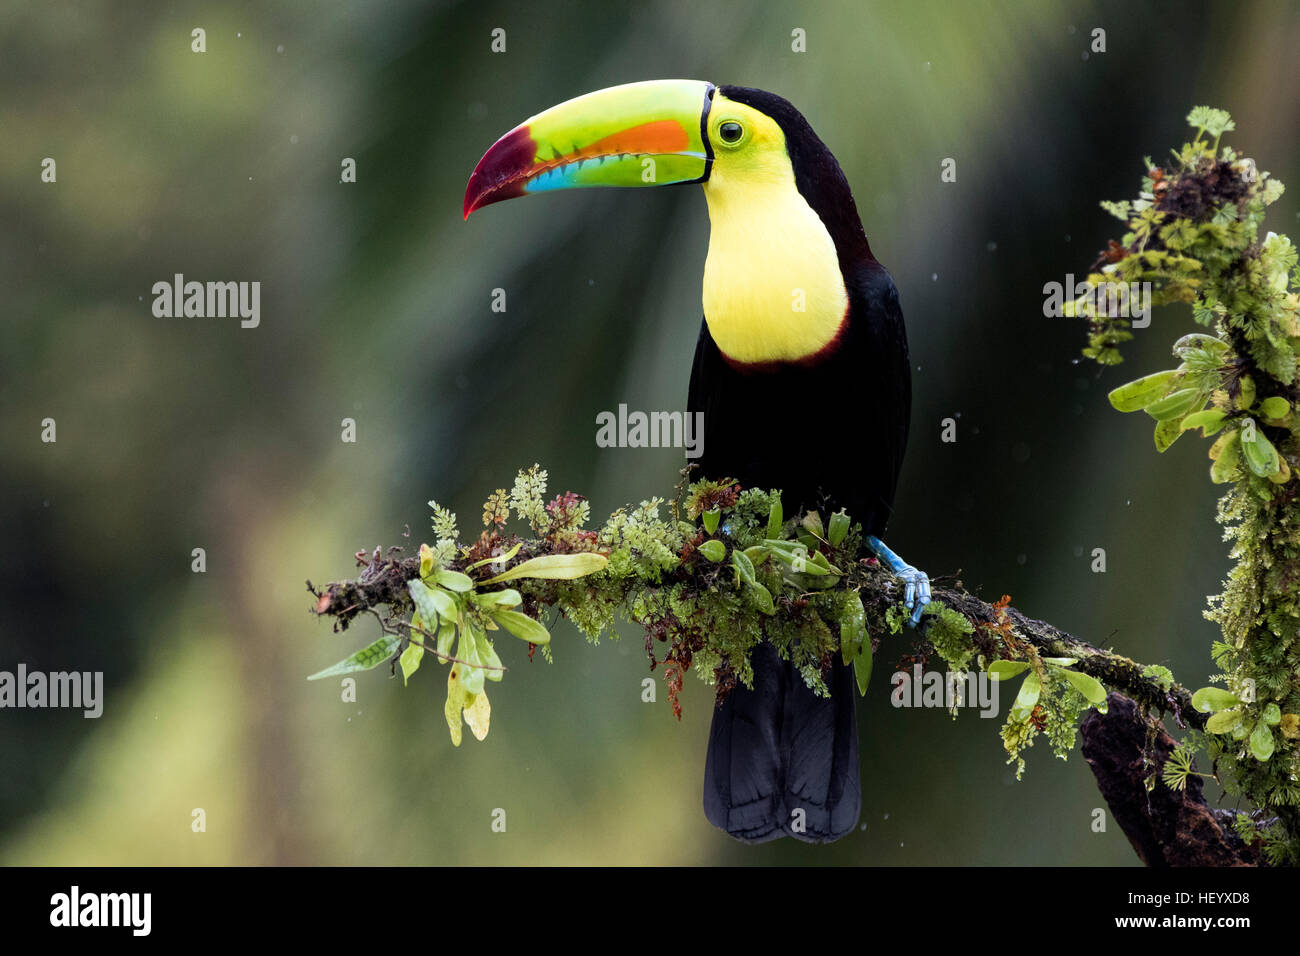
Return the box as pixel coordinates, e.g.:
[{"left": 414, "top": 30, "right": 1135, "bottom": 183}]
[{"left": 1081, "top": 108, "right": 1300, "bottom": 859}]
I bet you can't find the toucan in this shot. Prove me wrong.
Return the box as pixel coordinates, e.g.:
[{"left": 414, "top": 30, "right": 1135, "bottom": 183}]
[{"left": 464, "top": 80, "right": 930, "bottom": 844}]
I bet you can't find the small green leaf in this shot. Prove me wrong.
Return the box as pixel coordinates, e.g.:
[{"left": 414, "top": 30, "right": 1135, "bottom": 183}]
[
  {"left": 1172, "top": 332, "right": 1228, "bottom": 357},
  {"left": 471, "top": 628, "right": 504, "bottom": 683},
  {"left": 748, "top": 581, "right": 775, "bottom": 615},
  {"left": 854, "top": 645, "right": 872, "bottom": 697},
  {"left": 1043, "top": 657, "right": 1078, "bottom": 666},
  {"left": 454, "top": 630, "right": 487, "bottom": 695},
  {"left": 399, "top": 640, "right": 424, "bottom": 685},
  {"left": 409, "top": 578, "right": 458, "bottom": 625},
  {"left": 1059, "top": 669, "right": 1108, "bottom": 705},
  {"left": 480, "top": 552, "right": 608, "bottom": 584},
  {"left": 1263, "top": 702, "right": 1282, "bottom": 726},
  {"left": 1240, "top": 423, "right": 1280, "bottom": 477},
  {"left": 436, "top": 619, "right": 456, "bottom": 660},
  {"left": 1258, "top": 396, "right": 1290, "bottom": 420},
  {"left": 800, "top": 511, "right": 824, "bottom": 539},
  {"left": 827, "top": 510, "right": 850, "bottom": 546},
  {"left": 702, "top": 508, "right": 721, "bottom": 534},
  {"left": 1186, "top": 106, "right": 1234, "bottom": 139},
  {"left": 471, "top": 588, "right": 523, "bottom": 608},
  {"left": 987, "top": 660, "right": 1030, "bottom": 681},
  {"left": 731, "top": 549, "right": 757, "bottom": 585},
  {"left": 1009, "top": 672, "right": 1042, "bottom": 722},
  {"left": 490, "top": 609, "right": 551, "bottom": 645},
  {"left": 1145, "top": 388, "right": 1204, "bottom": 421},
  {"left": 1249, "top": 721, "right": 1275, "bottom": 761},
  {"left": 463, "top": 686, "right": 491, "bottom": 741},
  {"left": 1191, "top": 686, "right": 1241, "bottom": 713},
  {"left": 1108, "top": 370, "right": 1180, "bottom": 412},
  {"left": 766, "top": 497, "right": 783, "bottom": 540},
  {"left": 308, "top": 635, "right": 402, "bottom": 680},
  {"left": 434, "top": 568, "right": 474, "bottom": 592},
  {"left": 697, "top": 539, "right": 726, "bottom": 562},
  {"left": 1180, "top": 408, "right": 1227, "bottom": 435},
  {"left": 1209, "top": 432, "right": 1242, "bottom": 484},
  {"left": 445, "top": 667, "right": 468, "bottom": 747},
  {"left": 1206, "top": 710, "right": 1243, "bottom": 734},
  {"left": 1154, "top": 418, "right": 1183, "bottom": 452}
]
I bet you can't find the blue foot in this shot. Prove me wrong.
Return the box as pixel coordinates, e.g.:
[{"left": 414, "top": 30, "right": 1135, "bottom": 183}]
[{"left": 864, "top": 536, "right": 931, "bottom": 626}]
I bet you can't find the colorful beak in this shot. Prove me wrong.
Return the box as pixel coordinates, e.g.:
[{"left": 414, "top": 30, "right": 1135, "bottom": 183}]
[{"left": 463, "top": 79, "right": 715, "bottom": 219}]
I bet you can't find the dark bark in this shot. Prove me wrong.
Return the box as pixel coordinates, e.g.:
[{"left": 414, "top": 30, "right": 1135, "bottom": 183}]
[{"left": 1081, "top": 693, "right": 1258, "bottom": 866}]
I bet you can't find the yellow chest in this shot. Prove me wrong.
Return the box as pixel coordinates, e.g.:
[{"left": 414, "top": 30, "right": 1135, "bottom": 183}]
[{"left": 701, "top": 177, "right": 847, "bottom": 364}]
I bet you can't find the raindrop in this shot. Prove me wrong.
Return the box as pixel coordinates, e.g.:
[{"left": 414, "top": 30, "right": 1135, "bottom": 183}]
[
  {"left": 1017, "top": 553, "right": 1027, "bottom": 565},
  {"left": 276, "top": 44, "right": 285, "bottom": 54},
  {"left": 987, "top": 241, "right": 998, "bottom": 252},
  {"left": 931, "top": 272, "right": 938, "bottom": 281}
]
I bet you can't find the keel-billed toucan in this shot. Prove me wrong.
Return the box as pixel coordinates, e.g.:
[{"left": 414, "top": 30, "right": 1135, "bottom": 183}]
[{"left": 464, "top": 80, "right": 930, "bottom": 843}]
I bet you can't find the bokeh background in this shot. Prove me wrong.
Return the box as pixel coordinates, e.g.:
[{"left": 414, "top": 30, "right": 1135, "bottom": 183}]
[{"left": 3, "top": 0, "right": 1299, "bottom": 865}]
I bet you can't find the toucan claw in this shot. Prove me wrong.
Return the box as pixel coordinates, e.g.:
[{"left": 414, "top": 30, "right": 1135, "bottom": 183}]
[{"left": 864, "top": 536, "right": 931, "bottom": 627}]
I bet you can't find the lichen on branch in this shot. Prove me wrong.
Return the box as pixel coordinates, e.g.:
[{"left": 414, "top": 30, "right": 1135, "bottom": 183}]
[{"left": 1071, "top": 106, "right": 1300, "bottom": 865}]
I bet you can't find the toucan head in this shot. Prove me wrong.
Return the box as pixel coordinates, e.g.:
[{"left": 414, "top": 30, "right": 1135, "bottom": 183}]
[
  {"left": 463, "top": 80, "right": 852, "bottom": 220},
  {"left": 463, "top": 80, "right": 871, "bottom": 365}
]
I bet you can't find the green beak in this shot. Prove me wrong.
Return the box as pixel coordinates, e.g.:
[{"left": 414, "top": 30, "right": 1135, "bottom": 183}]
[{"left": 463, "top": 79, "right": 715, "bottom": 219}]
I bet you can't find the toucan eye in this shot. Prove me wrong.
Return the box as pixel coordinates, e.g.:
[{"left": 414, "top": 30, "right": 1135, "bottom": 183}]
[{"left": 718, "top": 121, "right": 744, "bottom": 145}]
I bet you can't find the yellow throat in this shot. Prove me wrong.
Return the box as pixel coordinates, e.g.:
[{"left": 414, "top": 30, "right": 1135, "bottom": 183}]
[{"left": 701, "top": 95, "right": 848, "bottom": 365}]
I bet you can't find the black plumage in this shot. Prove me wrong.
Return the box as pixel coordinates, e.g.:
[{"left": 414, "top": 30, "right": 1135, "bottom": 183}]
[{"left": 691, "top": 86, "right": 911, "bottom": 843}]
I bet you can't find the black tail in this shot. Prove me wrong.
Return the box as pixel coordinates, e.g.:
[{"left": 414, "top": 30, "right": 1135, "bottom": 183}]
[{"left": 703, "top": 642, "right": 861, "bottom": 843}]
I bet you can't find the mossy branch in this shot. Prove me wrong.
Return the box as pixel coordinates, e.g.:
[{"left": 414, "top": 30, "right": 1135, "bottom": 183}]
[
  {"left": 308, "top": 465, "right": 1208, "bottom": 781},
  {"left": 1073, "top": 106, "right": 1300, "bottom": 864},
  {"left": 311, "top": 543, "right": 1203, "bottom": 728}
]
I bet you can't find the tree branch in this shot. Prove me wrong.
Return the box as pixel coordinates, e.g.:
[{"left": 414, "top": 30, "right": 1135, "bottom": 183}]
[
  {"left": 310, "top": 545, "right": 1207, "bottom": 732},
  {"left": 1081, "top": 693, "right": 1257, "bottom": 866}
]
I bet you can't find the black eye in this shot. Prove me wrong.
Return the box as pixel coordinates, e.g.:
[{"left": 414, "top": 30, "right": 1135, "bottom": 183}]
[{"left": 718, "top": 121, "right": 744, "bottom": 144}]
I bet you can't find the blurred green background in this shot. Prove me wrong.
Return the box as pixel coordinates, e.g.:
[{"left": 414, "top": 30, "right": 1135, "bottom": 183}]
[{"left": 3, "top": 0, "right": 1299, "bottom": 865}]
